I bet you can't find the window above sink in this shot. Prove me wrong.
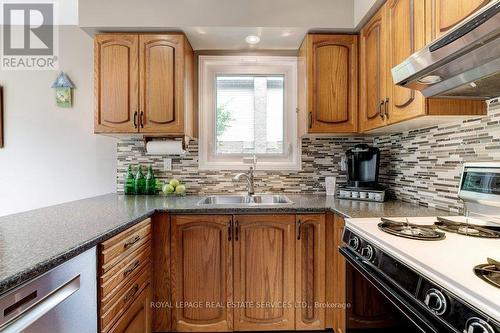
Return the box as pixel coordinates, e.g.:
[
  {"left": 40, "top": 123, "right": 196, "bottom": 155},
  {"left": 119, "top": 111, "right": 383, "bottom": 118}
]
[{"left": 198, "top": 55, "right": 301, "bottom": 171}]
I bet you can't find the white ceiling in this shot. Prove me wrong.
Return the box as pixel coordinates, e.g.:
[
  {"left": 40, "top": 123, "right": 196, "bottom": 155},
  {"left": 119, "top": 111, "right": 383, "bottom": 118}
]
[{"left": 79, "top": 0, "right": 383, "bottom": 50}]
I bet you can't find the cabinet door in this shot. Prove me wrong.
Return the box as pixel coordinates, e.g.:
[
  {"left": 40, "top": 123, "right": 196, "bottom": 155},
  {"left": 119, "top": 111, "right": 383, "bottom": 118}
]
[
  {"left": 171, "top": 215, "right": 233, "bottom": 332},
  {"left": 295, "top": 214, "right": 326, "bottom": 330},
  {"left": 330, "top": 214, "right": 346, "bottom": 333},
  {"left": 139, "top": 34, "right": 184, "bottom": 133},
  {"left": 107, "top": 284, "right": 152, "bottom": 333},
  {"left": 95, "top": 34, "right": 139, "bottom": 133},
  {"left": 427, "top": 0, "right": 491, "bottom": 41},
  {"left": 386, "top": 0, "right": 426, "bottom": 124},
  {"left": 360, "top": 7, "right": 387, "bottom": 132},
  {"left": 233, "top": 215, "right": 295, "bottom": 331},
  {"left": 308, "top": 35, "right": 358, "bottom": 133}
]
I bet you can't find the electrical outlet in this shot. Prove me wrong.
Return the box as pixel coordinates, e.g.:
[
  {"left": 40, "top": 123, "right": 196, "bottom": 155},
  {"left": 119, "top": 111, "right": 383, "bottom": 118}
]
[
  {"left": 341, "top": 156, "right": 347, "bottom": 171},
  {"left": 163, "top": 158, "right": 172, "bottom": 171}
]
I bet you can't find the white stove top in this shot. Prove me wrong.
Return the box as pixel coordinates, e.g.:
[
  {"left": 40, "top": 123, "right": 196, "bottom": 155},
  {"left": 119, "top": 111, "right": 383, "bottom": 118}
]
[{"left": 345, "top": 216, "right": 500, "bottom": 321}]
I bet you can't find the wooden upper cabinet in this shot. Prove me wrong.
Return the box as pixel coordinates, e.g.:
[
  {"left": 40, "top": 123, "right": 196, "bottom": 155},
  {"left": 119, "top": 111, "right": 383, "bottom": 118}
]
[
  {"left": 426, "top": 0, "right": 492, "bottom": 41},
  {"left": 94, "top": 34, "right": 139, "bottom": 133},
  {"left": 360, "top": 7, "right": 387, "bottom": 132},
  {"left": 295, "top": 214, "right": 326, "bottom": 330},
  {"left": 95, "top": 33, "right": 194, "bottom": 136},
  {"left": 233, "top": 215, "right": 295, "bottom": 331},
  {"left": 298, "top": 34, "right": 358, "bottom": 135},
  {"left": 170, "top": 215, "right": 233, "bottom": 332},
  {"left": 385, "top": 0, "right": 426, "bottom": 124},
  {"left": 139, "top": 35, "right": 178, "bottom": 133},
  {"left": 359, "top": 1, "right": 487, "bottom": 133}
]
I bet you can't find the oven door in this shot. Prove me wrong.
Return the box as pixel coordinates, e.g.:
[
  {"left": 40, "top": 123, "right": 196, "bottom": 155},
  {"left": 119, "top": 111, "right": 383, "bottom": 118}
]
[{"left": 340, "top": 246, "right": 454, "bottom": 333}]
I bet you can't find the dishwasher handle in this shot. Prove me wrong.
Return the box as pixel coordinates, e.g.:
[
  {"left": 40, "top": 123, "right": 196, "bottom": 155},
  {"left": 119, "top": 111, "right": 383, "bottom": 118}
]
[{"left": 0, "top": 276, "right": 80, "bottom": 333}]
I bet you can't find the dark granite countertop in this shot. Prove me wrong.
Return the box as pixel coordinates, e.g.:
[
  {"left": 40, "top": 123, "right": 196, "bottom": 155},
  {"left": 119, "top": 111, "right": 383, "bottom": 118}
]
[{"left": 0, "top": 193, "right": 450, "bottom": 295}]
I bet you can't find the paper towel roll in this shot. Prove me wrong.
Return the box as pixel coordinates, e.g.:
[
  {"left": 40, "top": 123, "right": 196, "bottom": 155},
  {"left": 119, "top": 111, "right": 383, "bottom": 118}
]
[{"left": 146, "top": 140, "right": 185, "bottom": 155}]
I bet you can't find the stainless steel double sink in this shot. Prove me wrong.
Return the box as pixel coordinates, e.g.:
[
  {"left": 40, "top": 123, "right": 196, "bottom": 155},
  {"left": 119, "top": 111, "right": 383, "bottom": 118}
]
[{"left": 197, "top": 194, "right": 293, "bottom": 206}]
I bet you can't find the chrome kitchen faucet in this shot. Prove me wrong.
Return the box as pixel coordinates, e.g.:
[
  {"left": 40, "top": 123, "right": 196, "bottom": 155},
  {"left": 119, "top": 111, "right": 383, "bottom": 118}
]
[{"left": 233, "top": 166, "right": 255, "bottom": 196}]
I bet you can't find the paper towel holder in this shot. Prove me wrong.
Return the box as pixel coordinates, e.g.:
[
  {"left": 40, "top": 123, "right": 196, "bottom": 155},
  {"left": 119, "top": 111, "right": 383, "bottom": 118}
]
[{"left": 143, "top": 135, "right": 189, "bottom": 152}]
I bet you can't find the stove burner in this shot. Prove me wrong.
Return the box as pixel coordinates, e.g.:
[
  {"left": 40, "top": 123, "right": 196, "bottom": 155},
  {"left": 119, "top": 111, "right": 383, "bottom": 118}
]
[
  {"left": 474, "top": 258, "right": 500, "bottom": 289},
  {"left": 435, "top": 217, "right": 500, "bottom": 238},
  {"left": 378, "top": 218, "right": 446, "bottom": 241}
]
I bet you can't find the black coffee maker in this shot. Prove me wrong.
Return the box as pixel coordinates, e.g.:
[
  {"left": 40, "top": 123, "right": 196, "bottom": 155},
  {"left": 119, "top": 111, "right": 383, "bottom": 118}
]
[{"left": 346, "top": 144, "right": 381, "bottom": 189}]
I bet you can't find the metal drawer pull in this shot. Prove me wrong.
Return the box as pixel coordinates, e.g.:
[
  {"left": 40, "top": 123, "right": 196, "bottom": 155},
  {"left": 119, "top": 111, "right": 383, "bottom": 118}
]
[
  {"left": 123, "top": 260, "right": 140, "bottom": 277},
  {"left": 123, "top": 235, "right": 140, "bottom": 249},
  {"left": 123, "top": 284, "right": 139, "bottom": 303}
]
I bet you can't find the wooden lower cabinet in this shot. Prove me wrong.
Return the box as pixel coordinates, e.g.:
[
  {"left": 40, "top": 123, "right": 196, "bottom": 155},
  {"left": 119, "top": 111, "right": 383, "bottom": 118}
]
[
  {"left": 107, "top": 284, "right": 152, "bottom": 333},
  {"left": 233, "top": 215, "right": 295, "bottom": 331},
  {"left": 295, "top": 214, "right": 326, "bottom": 330},
  {"left": 170, "top": 215, "right": 233, "bottom": 332},
  {"left": 98, "top": 218, "right": 152, "bottom": 333},
  {"left": 146, "top": 213, "right": 329, "bottom": 332}
]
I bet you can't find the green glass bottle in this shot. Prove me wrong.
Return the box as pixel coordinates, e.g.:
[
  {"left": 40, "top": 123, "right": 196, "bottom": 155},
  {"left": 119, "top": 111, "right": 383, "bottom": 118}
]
[
  {"left": 124, "top": 165, "right": 135, "bottom": 195},
  {"left": 134, "top": 165, "right": 146, "bottom": 195},
  {"left": 145, "top": 165, "right": 156, "bottom": 195}
]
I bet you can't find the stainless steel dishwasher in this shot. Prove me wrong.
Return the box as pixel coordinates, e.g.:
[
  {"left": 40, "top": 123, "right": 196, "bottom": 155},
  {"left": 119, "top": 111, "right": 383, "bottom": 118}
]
[{"left": 0, "top": 247, "right": 97, "bottom": 333}]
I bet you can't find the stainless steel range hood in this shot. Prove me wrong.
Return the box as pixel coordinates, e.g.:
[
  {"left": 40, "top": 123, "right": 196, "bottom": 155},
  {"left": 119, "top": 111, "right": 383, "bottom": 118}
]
[{"left": 392, "top": 0, "right": 500, "bottom": 100}]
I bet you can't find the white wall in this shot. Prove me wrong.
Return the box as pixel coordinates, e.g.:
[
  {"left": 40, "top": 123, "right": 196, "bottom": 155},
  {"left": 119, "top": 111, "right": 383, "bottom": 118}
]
[
  {"left": 353, "top": 0, "right": 385, "bottom": 29},
  {"left": 0, "top": 26, "right": 117, "bottom": 217},
  {"left": 79, "top": 0, "right": 354, "bottom": 29}
]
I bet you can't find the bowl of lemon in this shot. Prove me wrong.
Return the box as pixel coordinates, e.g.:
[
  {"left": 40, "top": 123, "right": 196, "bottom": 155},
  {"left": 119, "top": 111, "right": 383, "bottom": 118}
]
[{"left": 162, "top": 178, "right": 187, "bottom": 197}]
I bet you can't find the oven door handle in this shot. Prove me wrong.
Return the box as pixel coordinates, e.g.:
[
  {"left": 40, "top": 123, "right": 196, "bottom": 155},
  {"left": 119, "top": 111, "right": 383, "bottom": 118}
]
[{"left": 340, "top": 246, "right": 442, "bottom": 333}]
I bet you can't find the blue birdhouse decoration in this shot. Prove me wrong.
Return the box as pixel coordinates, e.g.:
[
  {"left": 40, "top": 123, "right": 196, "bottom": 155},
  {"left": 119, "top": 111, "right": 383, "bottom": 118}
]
[{"left": 51, "top": 72, "right": 75, "bottom": 108}]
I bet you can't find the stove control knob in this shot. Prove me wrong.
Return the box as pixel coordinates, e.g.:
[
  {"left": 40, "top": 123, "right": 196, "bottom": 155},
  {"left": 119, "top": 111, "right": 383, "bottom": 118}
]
[
  {"left": 464, "top": 317, "right": 495, "bottom": 333},
  {"left": 360, "top": 245, "right": 375, "bottom": 261},
  {"left": 424, "top": 289, "right": 447, "bottom": 315},
  {"left": 348, "top": 236, "right": 360, "bottom": 250}
]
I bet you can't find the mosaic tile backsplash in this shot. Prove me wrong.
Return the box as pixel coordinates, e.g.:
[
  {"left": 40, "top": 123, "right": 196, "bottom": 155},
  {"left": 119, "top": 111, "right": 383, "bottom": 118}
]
[
  {"left": 374, "top": 100, "right": 500, "bottom": 213},
  {"left": 116, "top": 100, "right": 500, "bottom": 213},
  {"left": 117, "top": 137, "right": 370, "bottom": 195}
]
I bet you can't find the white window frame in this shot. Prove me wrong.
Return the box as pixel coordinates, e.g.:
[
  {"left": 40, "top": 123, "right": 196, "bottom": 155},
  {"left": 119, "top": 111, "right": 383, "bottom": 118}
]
[{"left": 198, "top": 55, "right": 300, "bottom": 171}]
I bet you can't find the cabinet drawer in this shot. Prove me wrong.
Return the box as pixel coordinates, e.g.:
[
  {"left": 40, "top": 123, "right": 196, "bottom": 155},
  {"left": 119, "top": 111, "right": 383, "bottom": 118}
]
[
  {"left": 100, "top": 265, "right": 151, "bottom": 332},
  {"left": 100, "top": 218, "right": 151, "bottom": 274},
  {"left": 100, "top": 243, "right": 151, "bottom": 305},
  {"left": 106, "top": 282, "right": 152, "bottom": 333}
]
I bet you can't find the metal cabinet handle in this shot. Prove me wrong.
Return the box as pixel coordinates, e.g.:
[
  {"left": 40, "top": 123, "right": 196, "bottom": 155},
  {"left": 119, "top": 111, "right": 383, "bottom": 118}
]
[
  {"left": 384, "top": 98, "right": 389, "bottom": 119},
  {"left": 379, "top": 100, "right": 385, "bottom": 119},
  {"left": 123, "top": 259, "right": 140, "bottom": 277},
  {"left": 308, "top": 112, "right": 313, "bottom": 128},
  {"left": 140, "top": 111, "right": 144, "bottom": 128},
  {"left": 133, "top": 111, "right": 138, "bottom": 128},
  {"left": 296, "top": 220, "right": 302, "bottom": 240},
  {"left": 124, "top": 235, "right": 140, "bottom": 249},
  {"left": 123, "top": 284, "right": 139, "bottom": 303},
  {"left": 228, "top": 219, "right": 232, "bottom": 241},
  {"left": 234, "top": 220, "right": 239, "bottom": 241}
]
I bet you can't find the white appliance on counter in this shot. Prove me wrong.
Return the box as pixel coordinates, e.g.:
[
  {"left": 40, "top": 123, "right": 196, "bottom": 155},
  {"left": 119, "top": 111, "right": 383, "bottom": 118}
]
[
  {"left": 0, "top": 248, "right": 97, "bottom": 333},
  {"left": 341, "top": 162, "right": 500, "bottom": 333}
]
